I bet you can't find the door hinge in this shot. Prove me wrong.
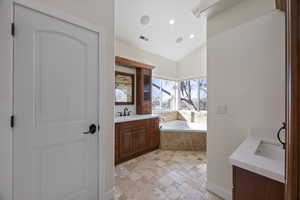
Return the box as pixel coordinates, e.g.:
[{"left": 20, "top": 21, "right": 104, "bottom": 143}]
[
  {"left": 10, "top": 115, "right": 15, "bottom": 128},
  {"left": 11, "top": 23, "right": 15, "bottom": 36}
]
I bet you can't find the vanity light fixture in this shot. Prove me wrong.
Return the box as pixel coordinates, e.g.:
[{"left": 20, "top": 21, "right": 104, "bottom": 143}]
[{"left": 190, "top": 34, "right": 195, "bottom": 39}]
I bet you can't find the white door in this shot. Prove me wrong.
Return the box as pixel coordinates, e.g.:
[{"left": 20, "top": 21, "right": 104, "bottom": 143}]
[{"left": 13, "top": 5, "right": 99, "bottom": 200}]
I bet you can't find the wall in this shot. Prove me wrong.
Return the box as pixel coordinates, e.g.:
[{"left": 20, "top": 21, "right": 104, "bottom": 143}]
[
  {"left": 0, "top": 0, "right": 115, "bottom": 199},
  {"left": 115, "top": 65, "right": 137, "bottom": 116},
  {"left": 207, "top": 9, "right": 285, "bottom": 200},
  {"left": 116, "top": 39, "right": 178, "bottom": 80},
  {"left": 177, "top": 45, "right": 207, "bottom": 80},
  {"left": 207, "top": 0, "right": 275, "bottom": 37},
  {"left": 116, "top": 39, "right": 208, "bottom": 81}
]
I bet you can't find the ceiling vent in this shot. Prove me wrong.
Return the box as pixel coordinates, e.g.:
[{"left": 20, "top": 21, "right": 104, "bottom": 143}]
[
  {"left": 139, "top": 35, "right": 149, "bottom": 42},
  {"left": 176, "top": 37, "right": 183, "bottom": 44}
]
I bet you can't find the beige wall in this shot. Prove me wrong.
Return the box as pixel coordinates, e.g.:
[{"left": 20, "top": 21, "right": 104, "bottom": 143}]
[
  {"left": 116, "top": 39, "right": 208, "bottom": 80},
  {"left": 0, "top": 0, "right": 115, "bottom": 199},
  {"left": 116, "top": 39, "right": 178, "bottom": 80},
  {"left": 207, "top": 7, "right": 285, "bottom": 200},
  {"left": 177, "top": 45, "right": 207, "bottom": 80},
  {"left": 208, "top": 0, "right": 275, "bottom": 38}
]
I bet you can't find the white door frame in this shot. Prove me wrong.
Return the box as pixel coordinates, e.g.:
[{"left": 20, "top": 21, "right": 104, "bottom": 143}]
[{"left": 11, "top": 0, "right": 106, "bottom": 199}]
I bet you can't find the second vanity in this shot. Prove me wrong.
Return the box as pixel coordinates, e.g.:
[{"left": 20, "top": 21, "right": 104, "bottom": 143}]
[
  {"left": 230, "top": 136, "right": 285, "bottom": 200},
  {"left": 115, "top": 114, "right": 160, "bottom": 164}
]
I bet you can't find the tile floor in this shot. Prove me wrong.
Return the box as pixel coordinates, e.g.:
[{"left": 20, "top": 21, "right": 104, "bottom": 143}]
[{"left": 115, "top": 150, "right": 222, "bottom": 200}]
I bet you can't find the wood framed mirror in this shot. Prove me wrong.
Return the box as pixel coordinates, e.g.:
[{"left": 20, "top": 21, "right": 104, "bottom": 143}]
[{"left": 115, "top": 71, "right": 135, "bottom": 105}]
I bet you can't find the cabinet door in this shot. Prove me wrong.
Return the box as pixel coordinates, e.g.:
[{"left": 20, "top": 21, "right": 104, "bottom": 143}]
[
  {"left": 154, "top": 118, "right": 160, "bottom": 147},
  {"left": 115, "top": 124, "right": 120, "bottom": 163},
  {"left": 233, "top": 166, "right": 284, "bottom": 200},
  {"left": 136, "top": 69, "right": 152, "bottom": 114},
  {"left": 142, "top": 101, "right": 152, "bottom": 114},
  {"left": 132, "top": 120, "right": 147, "bottom": 153},
  {"left": 149, "top": 118, "right": 160, "bottom": 149},
  {"left": 119, "top": 123, "right": 134, "bottom": 159}
]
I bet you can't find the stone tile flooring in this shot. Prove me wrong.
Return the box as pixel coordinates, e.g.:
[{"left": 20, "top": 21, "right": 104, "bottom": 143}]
[{"left": 115, "top": 150, "right": 222, "bottom": 200}]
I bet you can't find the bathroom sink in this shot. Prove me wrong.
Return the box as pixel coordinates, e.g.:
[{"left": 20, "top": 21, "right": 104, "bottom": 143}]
[{"left": 255, "top": 141, "right": 285, "bottom": 161}]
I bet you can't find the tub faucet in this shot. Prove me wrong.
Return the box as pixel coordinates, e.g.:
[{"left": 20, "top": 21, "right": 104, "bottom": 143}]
[{"left": 160, "top": 117, "right": 167, "bottom": 122}]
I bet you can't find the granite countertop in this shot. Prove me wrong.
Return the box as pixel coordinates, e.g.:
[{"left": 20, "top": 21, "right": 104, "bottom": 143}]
[
  {"left": 229, "top": 136, "right": 285, "bottom": 183},
  {"left": 114, "top": 114, "right": 160, "bottom": 123}
]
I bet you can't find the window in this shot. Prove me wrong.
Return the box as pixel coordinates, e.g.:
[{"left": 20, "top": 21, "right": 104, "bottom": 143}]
[
  {"left": 179, "top": 78, "right": 207, "bottom": 111},
  {"left": 152, "top": 78, "right": 161, "bottom": 111},
  {"left": 152, "top": 78, "right": 177, "bottom": 111},
  {"left": 152, "top": 77, "right": 207, "bottom": 113}
]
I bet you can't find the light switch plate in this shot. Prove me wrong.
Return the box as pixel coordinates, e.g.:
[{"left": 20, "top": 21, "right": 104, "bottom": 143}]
[{"left": 216, "top": 105, "right": 228, "bottom": 115}]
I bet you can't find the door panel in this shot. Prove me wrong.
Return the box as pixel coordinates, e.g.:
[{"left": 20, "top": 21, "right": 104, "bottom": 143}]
[
  {"left": 14, "top": 5, "right": 99, "bottom": 200},
  {"left": 35, "top": 31, "right": 87, "bottom": 124}
]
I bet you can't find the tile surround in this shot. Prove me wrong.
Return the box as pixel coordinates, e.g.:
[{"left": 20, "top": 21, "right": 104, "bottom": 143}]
[
  {"left": 157, "top": 111, "right": 178, "bottom": 121},
  {"left": 160, "top": 131, "right": 207, "bottom": 151},
  {"left": 115, "top": 150, "right": 222, "bottom": 200}
]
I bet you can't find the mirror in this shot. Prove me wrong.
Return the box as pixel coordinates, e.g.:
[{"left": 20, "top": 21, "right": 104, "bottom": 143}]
[{"left": 115, "top": 71, "right": 135, "bottom": 105}]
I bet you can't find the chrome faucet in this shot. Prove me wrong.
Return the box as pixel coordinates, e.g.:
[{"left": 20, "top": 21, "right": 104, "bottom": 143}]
[
  {"left": 117, "top": 107, "right": 131, "bottom": 117},
  {"left": 123, "top": 107, "right": 129, "bottom": 116}
]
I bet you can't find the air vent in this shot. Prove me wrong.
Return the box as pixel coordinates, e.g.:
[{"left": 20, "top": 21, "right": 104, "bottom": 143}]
[
  {"left": 139, "top": 35, "right": 149, "bottom": 42},
  {"left": 176, "top": 37, "right": 183, "bottom": 44}
]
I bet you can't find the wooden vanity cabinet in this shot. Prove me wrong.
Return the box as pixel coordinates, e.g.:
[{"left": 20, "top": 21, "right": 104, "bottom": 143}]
[
  {"left": 233, "top": 166, "right": 284, "bottom": 200},
  {"left": 115, "top": 118, "right": 159, "bottom": 164}
]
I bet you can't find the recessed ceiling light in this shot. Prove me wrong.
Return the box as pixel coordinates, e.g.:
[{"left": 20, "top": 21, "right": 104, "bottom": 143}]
[
  {"left": 190, "top": 34, "right": 195, "bottom": 39},
  {"left": 140, "top": 15, "right": 150, "bottom": 25},
  {"left": 176, "top": 37, "right": 183, "bottom": 44},
  {"left": 169, "top": 19, "right": 175, "bottom": 25}
]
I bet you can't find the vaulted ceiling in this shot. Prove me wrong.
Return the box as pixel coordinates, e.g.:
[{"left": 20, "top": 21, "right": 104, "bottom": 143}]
[{"left": 115, "top": 0, "right": 208, "bottom": 61}]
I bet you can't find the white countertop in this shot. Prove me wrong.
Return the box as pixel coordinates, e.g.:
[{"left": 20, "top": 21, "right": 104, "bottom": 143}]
[
  {"left": 229, "top": 136, "right": 285, "bottom": 183},
  {"left": 115, "top": 114, "right": 160, "bottom": 123}
]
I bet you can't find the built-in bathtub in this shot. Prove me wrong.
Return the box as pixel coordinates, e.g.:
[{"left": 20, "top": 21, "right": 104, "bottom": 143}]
[{"left": 160, "top": 120, "right": 207, "bottom": 151}]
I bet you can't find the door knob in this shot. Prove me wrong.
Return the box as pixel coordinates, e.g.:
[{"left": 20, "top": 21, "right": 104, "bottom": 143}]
[{"left": 83, "top": 124, "right": 97, "bottom": 135}]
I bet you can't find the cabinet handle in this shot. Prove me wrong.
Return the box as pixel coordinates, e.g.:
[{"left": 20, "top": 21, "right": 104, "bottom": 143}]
[{"left": 277, "top": 122, "right": 286, "bottom": 149}]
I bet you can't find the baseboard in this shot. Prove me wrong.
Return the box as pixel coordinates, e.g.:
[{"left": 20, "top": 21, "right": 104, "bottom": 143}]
[
  {"left": 206, "top": 181, "right": 232, "bottom": 200},
  {"left": 104, "top": 188, "right": 114, "bottom": 200}
]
